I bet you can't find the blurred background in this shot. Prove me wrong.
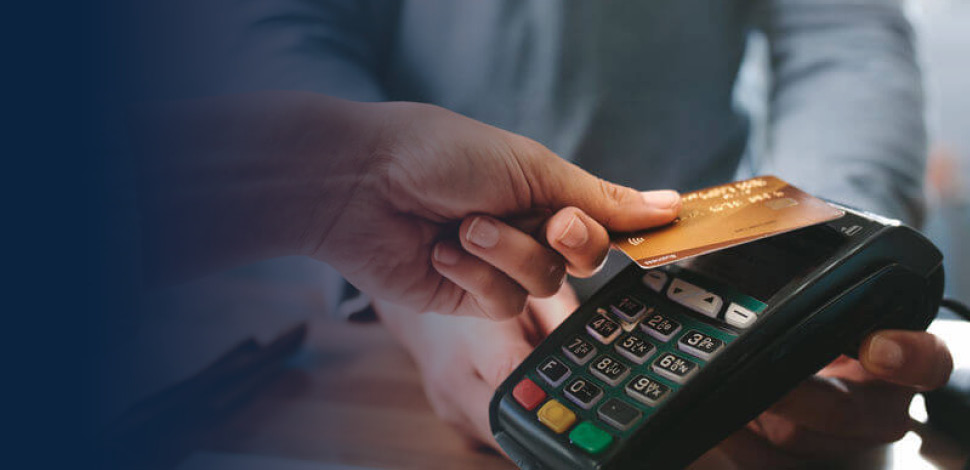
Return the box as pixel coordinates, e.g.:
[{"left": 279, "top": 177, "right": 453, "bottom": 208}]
[
  {"left": 100, "top": 1, "right": 970, "bottom": 468},
  {"left": 917, "top": 0, "right": 970, "bottom": 308},
  {"left": 106, "top": 0, "right": 970, "bottom": 428}
]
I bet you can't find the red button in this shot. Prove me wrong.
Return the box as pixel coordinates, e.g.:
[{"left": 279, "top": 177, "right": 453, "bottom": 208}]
[{"left": 512, "top": 378, "right": 547, "bottom": 411}]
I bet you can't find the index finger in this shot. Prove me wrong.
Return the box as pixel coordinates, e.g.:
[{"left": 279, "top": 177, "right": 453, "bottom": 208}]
[{"left": 859, "top": 330, "right": 953, "bottom": 391}]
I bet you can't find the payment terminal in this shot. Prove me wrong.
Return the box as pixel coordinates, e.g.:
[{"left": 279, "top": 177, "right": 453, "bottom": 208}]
[{"left": 489, "top": 202, "right": 945, "bottom": 469}]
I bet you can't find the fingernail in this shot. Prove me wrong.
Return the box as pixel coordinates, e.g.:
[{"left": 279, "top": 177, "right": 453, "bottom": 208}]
[
  {"left": 557, "top": 215, "right": 588, "bottom": 249},
  {"left": 433, "top": 243, "right": 460, "bottom": 265},
  {"left": 869, "top": 335, "right": 904, "bottom": 370},
  {"left": 466, "top": 217, "right": 500, "bottom": 248},
  {"left": 642, "top": 190, "right": 681, "bottom": 209}
]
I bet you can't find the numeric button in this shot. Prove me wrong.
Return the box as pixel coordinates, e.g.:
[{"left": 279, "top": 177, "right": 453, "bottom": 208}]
[
  {"left": 651, "top": 352, "right": 698, "bottom": 384},
  {"left": 677, "top": 330, "right": 724, "bottom": 360},
  {"left": 564, "top": 377, "right": 604, "bottom": 409},
  {"left": 563, "top": 336, "right": 597, "bottom": 365},
  {"left": 587, "top": 314, "right": 621, "bottom": 344},
  {"left": 589, "top": 355, "right": 630, "bottom": 386},
  {"left": 614, "top": 333, "right": 656, "bottom": 364},
  {"left": 625, "top": 375, "right": 671, "bottom": 406},
  {"left": 610, "top": 296, "right": 646, "bottom": 323},
  {"left": 640, "top": 312, "right": 682, "bottom": 342}
]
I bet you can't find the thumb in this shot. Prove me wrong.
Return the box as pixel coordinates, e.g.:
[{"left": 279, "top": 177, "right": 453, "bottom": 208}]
[
  {"left": 859, "top": 330, "right": 952, "bottom": 391},
  {"left": 529, "top": 155, "right": 681, "bottom": 232}
]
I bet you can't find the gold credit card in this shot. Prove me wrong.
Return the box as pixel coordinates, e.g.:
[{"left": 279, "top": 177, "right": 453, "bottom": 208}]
[{"left": 613, "top": 176, "right": 844, "bottom": 269}]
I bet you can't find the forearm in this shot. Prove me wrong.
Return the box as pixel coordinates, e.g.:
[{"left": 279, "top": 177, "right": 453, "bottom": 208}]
[{"left": 132, "top": 91, "right": 380, "bottom": 284}]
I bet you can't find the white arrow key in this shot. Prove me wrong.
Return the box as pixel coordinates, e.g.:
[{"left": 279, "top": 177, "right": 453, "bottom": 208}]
[
  {"left": 642, "top": 270, "right": 668, "bottom": 292},
  {"left": 667, "top": 278, "right": 722, "bottom": 318}
]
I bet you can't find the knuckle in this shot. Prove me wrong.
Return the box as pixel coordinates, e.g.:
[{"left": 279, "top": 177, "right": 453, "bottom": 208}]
[
  {"left": 476, "top": 271, "right": 502, "bottom": 300},
  {"left": 818, "top": 393, "right": 857, "bottom": 430},
  {"left": 481, "top": 289, "right": 525, "bottom": 321},
  {"left": 470, "top": 269, "right": 527, "bottom": 318},
  {"left": 510, "top": 135, "right": 551, "bottom": 161},
  {"left": 598, "top": 178, "right": 627, "bottom": 207},
  {"left": 820, "top": 410, "right": 849, "bottom": 432},
  {"left": 543, "top": 261, "right": 568, "bottom": 296},
  {"left": 519, "top": 255, "right": 564, "bottom": 297},
  {"left": 571, "top": 253, "right": 601, "bottom": 278},
  {"left": 532, "top": 282, "right": 559, "bottom": 299},
  {"left": 475, "top": 278, "right": 525, "bottom": 319},
  {"left": 500, "top": 288, "right": 528, "bottom": 319},
  {"left": 484, "top": 289, "right": 528, "bottom": 320},
  {"left": 764, "top": 419, "right": 802, "bottom": 449},
  {"left": 514, "top": 248, "right": 543, "bottom": 277}
]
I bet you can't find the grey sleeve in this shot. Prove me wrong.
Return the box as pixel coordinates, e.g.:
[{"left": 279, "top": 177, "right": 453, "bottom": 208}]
[
  {"left": 752, "top": 0, "right": 927, "bottom": 226},
  {"left": 224, "top": 0, "right": 400, "bottom": 319},
  {"left": 226, "top": 0, "right": 399, "bottom": 101}
]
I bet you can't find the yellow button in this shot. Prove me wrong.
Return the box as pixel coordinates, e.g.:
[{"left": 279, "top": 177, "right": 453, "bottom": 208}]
[{"left": 537, "top": 399, "right": 577, "bottom": 434}]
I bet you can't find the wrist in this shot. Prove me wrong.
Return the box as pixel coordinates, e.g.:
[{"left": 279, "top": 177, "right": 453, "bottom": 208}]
[
  {"left": 270, "top": 94, "right": 386, "bottom": 259},
  {"left": 134, "top": 92, "right": 381, "bottom": 283}
]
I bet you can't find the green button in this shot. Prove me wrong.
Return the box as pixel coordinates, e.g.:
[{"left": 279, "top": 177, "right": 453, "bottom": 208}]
[{"left": 569, "top": 421, "right": 613, "bottom": 454}]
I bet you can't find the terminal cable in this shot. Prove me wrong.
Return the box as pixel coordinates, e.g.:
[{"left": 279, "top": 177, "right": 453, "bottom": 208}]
[{"left": 940, "top": 298, "right": 970, "bottom": 322}]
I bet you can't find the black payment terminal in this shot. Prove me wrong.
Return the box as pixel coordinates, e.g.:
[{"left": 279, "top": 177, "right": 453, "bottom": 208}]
[{"left": 489, "top": 202, "right": 945, "bottom": 470}]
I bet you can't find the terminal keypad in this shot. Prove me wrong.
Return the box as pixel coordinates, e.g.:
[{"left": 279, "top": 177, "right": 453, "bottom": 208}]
[{"left": 509, "top": 268, "right": 748, "bottom": 456}]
